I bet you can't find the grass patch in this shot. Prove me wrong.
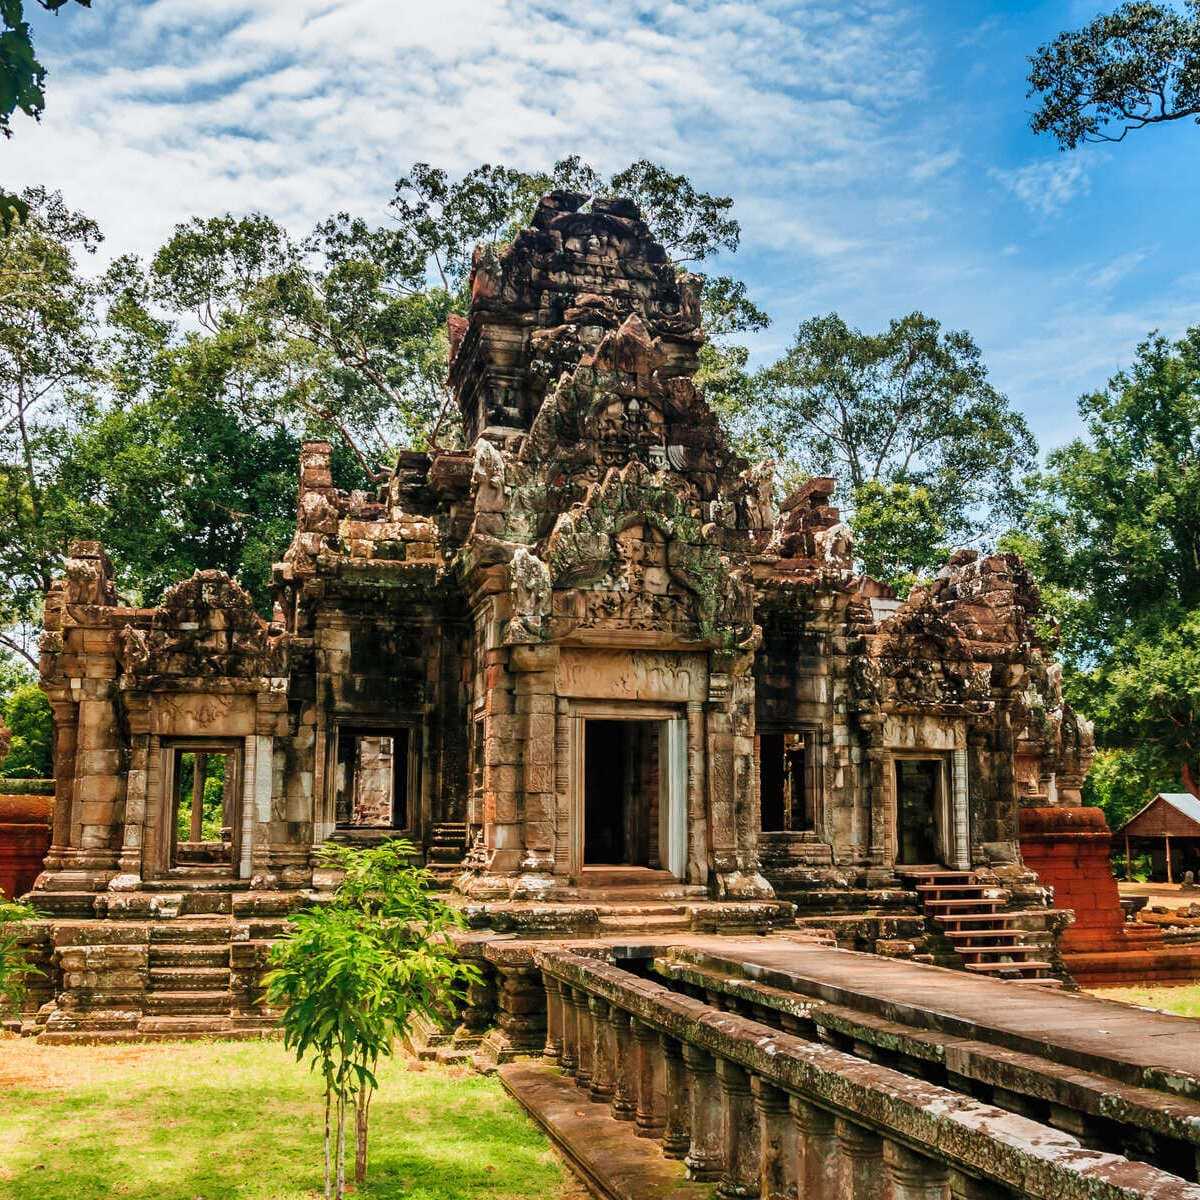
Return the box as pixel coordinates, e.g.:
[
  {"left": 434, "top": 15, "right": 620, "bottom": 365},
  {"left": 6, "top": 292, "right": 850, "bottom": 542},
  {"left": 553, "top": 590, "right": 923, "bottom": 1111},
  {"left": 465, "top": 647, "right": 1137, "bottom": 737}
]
[
  {"left": 1089, "top": 983, "right": 1200, "bottom": 1018},
  {"left": 0, "top": 1039, "right": 570, "bottom": 1200}
]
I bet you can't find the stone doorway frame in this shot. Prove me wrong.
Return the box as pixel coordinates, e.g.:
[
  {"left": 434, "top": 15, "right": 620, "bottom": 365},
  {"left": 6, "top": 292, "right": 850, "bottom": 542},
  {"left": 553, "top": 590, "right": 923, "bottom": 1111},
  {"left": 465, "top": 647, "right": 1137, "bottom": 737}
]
[
  {"left": 565, "top": 700, "right": 687, "bottom": 882},
  {"left": 317, "top": 717, "right": 422, "bottom": 844},
  {"left": 154, "top": 737, "right": 245, "bottom": 879},
  {"left": 888, "top": 748, "right": 970, "bottom": 870}
]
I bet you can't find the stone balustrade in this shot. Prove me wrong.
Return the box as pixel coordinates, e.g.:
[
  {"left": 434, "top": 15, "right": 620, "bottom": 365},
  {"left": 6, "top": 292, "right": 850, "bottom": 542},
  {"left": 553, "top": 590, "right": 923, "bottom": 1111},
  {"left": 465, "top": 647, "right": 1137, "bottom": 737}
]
[{"left": 533, "top": 947, "right": 1200, "bottom": 1200}]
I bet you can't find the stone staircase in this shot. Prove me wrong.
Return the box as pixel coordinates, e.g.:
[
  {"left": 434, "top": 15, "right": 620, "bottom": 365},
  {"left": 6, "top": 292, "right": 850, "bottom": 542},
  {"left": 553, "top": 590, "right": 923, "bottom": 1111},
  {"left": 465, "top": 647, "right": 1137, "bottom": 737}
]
[
  {"left": 26, "top": 871, "right": 306, "bottom": 1042},
  {"left": 425, "top": 821, "right": 469, "bottom": 886},
  {"left": 897, "top": 866, "right": 1056, "bottom": 982}
]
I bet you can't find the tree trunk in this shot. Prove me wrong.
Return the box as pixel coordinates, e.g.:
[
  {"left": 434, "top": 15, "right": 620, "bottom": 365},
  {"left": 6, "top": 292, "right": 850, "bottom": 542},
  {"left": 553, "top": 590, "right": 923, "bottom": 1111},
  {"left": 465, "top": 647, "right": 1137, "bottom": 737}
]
[
  {"left": 324, "top": 1089, "right": 332, "bottom": 1200},
  {"left": 355, "top": 1086, "right": 371, "bottom": 1183},
  {"left": 1182, "top": 760, "right": 1199, "bottom": 799},
  {"left": 335, "top": 1094, "right": 347, "bottom": 1199}
]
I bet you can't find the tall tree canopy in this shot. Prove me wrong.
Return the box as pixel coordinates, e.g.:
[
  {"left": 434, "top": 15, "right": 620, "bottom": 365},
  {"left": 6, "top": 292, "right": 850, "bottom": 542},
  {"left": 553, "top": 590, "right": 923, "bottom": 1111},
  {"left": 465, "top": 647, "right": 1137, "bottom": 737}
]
[
  {"left": 0, "top": 0, "right": 91, "bottom": 138},
  {"left": 1013, "top": 327, "right": 1200, "bottom": 795},
  {"left": 1028, "top": 1, "right": 1200, "bottom": 148},
  {"left": 0, "top": 159, "right": 764, "bottom": 685},
  {"left": 749, "top": 311, "right": 1035, "bottom": 587}
]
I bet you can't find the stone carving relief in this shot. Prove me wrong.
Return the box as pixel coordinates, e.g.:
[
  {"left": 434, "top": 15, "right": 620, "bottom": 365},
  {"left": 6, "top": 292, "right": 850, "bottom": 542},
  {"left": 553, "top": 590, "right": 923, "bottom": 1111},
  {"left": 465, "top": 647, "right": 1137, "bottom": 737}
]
[{"left": 506, "top": 546, "right": 551, "bottom": 644}]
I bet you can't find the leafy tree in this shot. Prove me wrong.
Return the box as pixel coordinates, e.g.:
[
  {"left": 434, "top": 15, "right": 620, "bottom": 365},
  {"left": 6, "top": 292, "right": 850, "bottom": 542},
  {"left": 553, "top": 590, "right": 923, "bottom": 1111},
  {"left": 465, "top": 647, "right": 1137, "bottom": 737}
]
[
  {"left": 0, "top": 186, "right": 102, "bottom": 664},
  {"left": 1021, "top": 327, "right": 1200, "bottom": 794},
  {"left": 1028, "top": 2, "right": 1200, "bottom": 148},
  {"left": 264, "top": 842, "right": 477, "bottom": 1198},
  {"left": 0, "top": 679, "right": 50, "bottom": 777},
  {"left": 0, "top": 0, "right": 91, "bottom": 138},
  {"left": 851, "top": 481, "right": 949, "bottom": 597},
  {"left": 752, "top": 311, "right": 1034, "bottom": 584},
  {"left": 0, "top": 898, "right": 39, "bottom": 1016}
]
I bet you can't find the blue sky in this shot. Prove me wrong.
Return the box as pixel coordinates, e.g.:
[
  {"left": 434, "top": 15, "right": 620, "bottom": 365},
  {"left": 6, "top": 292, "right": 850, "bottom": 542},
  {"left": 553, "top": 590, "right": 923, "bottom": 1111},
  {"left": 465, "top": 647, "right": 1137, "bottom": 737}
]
[{"left": 12, "top": 0, "right": 1200, "bottom": 453}]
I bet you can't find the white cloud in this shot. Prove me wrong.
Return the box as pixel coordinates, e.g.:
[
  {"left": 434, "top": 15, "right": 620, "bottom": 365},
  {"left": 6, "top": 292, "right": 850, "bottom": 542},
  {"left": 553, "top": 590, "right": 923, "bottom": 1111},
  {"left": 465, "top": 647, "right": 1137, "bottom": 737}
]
[{"left": 988, "top": 156, "right": 1092, "bottom": 218}]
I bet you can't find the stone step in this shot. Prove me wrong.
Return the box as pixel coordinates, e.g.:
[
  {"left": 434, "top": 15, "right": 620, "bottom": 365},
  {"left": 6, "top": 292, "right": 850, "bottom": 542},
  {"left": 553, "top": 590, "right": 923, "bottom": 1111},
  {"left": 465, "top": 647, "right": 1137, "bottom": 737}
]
[
  {"left": 149, "top": 944, "right": 230, "bottom": 968},
  {"left": 935, "top": 909, "right": 1050, "bottom": 926},
  {"left": 943, "top": 930, "right": 1027, "bottom": 945},
  {"left": 137, "top": 1015, "right": 245, "bottom": 1035},
  {"left": 142, "top": 990, "right": 232, "bottom": 1015},
  {"left": 26, "top": 892, "right": 97, "bottom": 917},
  {"left": 180, "top": 893, "right": 233, "bottom": 916},
  {"left": 150, "top": 919, "right": 234, "bottom": 944},
  {"left": 143, "top": 876, "right": 246, "bottom": 893},
  {"left": 964, "top": 961, "right": 1052, "bottom": 976},
  {"left": 916, "top": 883, "right": 997, "bottom": 894},
  {"left": 922, "top": 898, "right": 1005, "bottom": 911},
  {"left": 955, "top": 944, "right": 1046, "bottom": 958},
  {"left": 148, "top": 967, "right": 232, "bottom": 991},
  {"left": 596, "top": 914, "right": 692, "bottom": 933},
  {"left": 896, "top": 868, "right": 975, "bottom": 884}
]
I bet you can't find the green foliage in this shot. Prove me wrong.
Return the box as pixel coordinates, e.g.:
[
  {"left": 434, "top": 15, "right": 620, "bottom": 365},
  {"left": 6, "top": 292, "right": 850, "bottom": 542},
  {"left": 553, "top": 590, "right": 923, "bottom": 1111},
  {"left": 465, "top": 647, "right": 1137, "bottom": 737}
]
[
  {"left": 0, "top": 897, "right": 39, "bottom": 1016},
  {"left": 1021, "top": 326, "right": 1200, "bottom": 790},
  {"left": 175, "top": 755, "right": 228, "bottom": 842},
  {"left": 0, "top": 1, "right": 92, "bottom": 138},
  {"left": 850, "top": 481, "right": 949, "bottom": 596},
  {"left": 0, "top": 679, "right": 50, "bottom": 777},
  {"left": 1083, "top": 746, "right": 1179, "bottom": 834},
  {"left": 1028, "top": 1, "right": 1200, "bottom": 148},
  {"left": 749, "top": 311, "right": 1034, "bottom": 581},
  {"left": 264, "top": 842, "right": 478, "bottom": 1197}
]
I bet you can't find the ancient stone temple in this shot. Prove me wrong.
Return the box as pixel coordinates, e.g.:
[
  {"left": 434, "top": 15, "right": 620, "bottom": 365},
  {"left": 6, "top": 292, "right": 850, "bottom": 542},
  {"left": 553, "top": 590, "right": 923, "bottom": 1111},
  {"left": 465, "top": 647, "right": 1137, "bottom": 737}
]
[
  {"left": 19, "top": 190, "right": 1200, "bottom": 1200},
  {"left": 31, "top": 189, "right": 1096, "bottom": 920}
]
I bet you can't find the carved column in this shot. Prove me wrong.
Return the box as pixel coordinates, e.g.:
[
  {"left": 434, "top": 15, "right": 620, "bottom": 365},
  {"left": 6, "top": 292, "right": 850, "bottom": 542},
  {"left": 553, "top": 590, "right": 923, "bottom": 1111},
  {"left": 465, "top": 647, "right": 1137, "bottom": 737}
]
[
  {"left": 573, "top": 986, "right": 594, "bottom": 1089},
  {"left": 44, "top": 698, "right": 79, "bottom": 866},
  {"left": 837, "top": 1117, "right": 884, "bottom": 1200},
  {"left": 610, "top": 1006, "right": 636, "bottom": 1121},
  {"left": 686, "top": 701, "right": 708, "bottom": 886},
  {"left": 683, "top": 1042, "right": 724, "bottom": 1181},
  {"left": 792, "top": 1098, "right": 839, "bottom": 1199},
  {"left": 884, "top": 1141, "right": 950, "bottom": 1200},
  {"left": 660, "top": 1033, "right": 691, "bottom": 1159},
  {"left": 717, "top": 1058, "right": 758, "bottom": 1199},
  {"left": 509, "top": 643, "right": 559, "bottom": 894},
  {"left": 559, "top": 983, "right": 578, "bottom": 1075},
  {"left": 588, "top": 995, "right": 614, "bottom": 1103},
  {"left": 492, "top": 963, "right": 546, "bottom": 1059},
  {"left": 543, "top": 975, "right": 563, "bottom": 1063},
  {"left": 860, "top": 717, "right": 889, "bottom": 867},
  {"left": 752, "top": 1077, "right": 793, "bottom": 1200},
  {"left": 633, "top": 1019, "right": 665, "bottom": 1137}
]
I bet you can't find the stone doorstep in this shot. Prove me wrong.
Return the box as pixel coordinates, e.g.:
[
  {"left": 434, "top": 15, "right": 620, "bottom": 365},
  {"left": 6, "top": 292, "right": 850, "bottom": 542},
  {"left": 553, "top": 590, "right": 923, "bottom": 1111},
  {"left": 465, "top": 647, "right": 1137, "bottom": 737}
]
[{"left": 499, "top": 1062, "right": 708, "bottom": 1200}]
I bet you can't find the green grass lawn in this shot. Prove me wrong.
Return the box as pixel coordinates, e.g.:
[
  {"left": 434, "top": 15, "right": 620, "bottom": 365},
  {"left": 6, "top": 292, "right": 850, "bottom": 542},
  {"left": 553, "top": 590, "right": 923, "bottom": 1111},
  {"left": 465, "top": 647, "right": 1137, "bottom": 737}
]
[
  {"left": 0, "top": 1038, "right": 570, "bottom": 1200},
  {"left": 1089, "top": 983, "right": 1200, "bottom": 1018}
]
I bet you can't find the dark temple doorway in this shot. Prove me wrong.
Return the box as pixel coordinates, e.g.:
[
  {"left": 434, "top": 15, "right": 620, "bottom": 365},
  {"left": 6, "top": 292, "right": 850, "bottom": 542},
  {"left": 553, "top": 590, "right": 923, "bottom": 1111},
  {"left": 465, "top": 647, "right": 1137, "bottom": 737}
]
[
  {"left": 584, "top": 719, "right": 659, "bottom": 867},
  {"left": 759, "top": 731, "right": 816, "bottom": 832},
  {"left": 896, "top": 758, "right": 942, "bottom": 865}
]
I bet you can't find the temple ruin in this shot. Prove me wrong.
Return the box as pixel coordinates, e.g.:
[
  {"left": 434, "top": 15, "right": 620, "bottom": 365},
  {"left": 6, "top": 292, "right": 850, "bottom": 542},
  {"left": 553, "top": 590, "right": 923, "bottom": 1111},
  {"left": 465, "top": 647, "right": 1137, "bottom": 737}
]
[
  {"left": 31, "top": 190, "right": 1094, "bottom": 919},
  {"left": 13, "top": 188, "right": 1200, "bottom": 1198}
]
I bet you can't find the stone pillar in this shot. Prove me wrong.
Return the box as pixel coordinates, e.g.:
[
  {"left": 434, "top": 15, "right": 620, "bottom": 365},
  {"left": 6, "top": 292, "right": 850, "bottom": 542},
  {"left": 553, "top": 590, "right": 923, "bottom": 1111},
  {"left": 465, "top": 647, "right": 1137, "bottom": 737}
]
[
  {"left": 633, "top": 1019, "right": 665, "bottom": 1138},
  {"left": 610, "top": 1006, "right": 636, "bottom": 1121},
  {"left": 837, "top": 1117, "right": 884, "bottom": 1200},
  {"left": 752, "top": 1077, "right": 793, "bottom": 1200},
  {"left": 574, "top": 986, "right": 594, "bottom": 1089},
  {"left": 884, "top": 1141, "right": 949, "bottom": 1200},
  {"left": 543, "top": 975, "right": 563, "bottom": 1063},
  {"left": 861, "top": 718, "right": 888, "bottom": 867},
  {"left": 792, "top": 1098, "right": 839, "bottom": 1199},
  {"left": 686, "top": 701, "right": 709, "bottom": 887},
  {"left": 717, "top": 1058, "right": 758, "bottom": 1199},
  {"left": 683, "top": 1042, "right": 724, "bottom": 1181},
  {"left": 660, "top": 1033, "right": 691, "bottom": 1160},
  {"left": 44, "top": 699, "right": 78, "bottom": 869},
  {"left": 559, "top": 983, "right": 579, "bottom": 1075},
  {"left": 485, "top": 963, "right": 546, "bottom": 1063},
  {"left": 510, "top": 643, "right": 559, "bottom": 897},
  {"left": 588, "top": 995, "right": 614, "bottom": 1103}
]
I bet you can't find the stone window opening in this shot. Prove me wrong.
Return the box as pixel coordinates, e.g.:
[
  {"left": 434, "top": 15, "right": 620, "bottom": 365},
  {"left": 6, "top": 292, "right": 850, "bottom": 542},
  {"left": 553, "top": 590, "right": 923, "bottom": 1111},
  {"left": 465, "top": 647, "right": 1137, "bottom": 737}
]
[
  {"left": 759, "top": 731, "right": 819, "bottom": 833},
  {"left": 333, "top": 727, "right": 412, "bottom": 832},
  {"left": 166, "top": 743, "right": 242, "bottom": 871}
]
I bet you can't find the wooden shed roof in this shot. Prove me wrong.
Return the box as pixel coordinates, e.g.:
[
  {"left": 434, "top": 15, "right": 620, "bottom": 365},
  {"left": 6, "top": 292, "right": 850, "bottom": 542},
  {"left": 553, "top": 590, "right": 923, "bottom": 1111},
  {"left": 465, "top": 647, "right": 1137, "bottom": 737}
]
[{"left": 1117, "top": 793, "right": 1200, "bottom": 839}]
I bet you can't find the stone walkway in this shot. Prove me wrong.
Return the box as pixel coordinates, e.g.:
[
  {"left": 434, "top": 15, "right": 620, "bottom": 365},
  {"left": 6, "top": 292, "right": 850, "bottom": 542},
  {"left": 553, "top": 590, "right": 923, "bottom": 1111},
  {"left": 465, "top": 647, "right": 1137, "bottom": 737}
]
[{"left": 692, "top": 936, "right": 1200, "bottom": 1095}]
